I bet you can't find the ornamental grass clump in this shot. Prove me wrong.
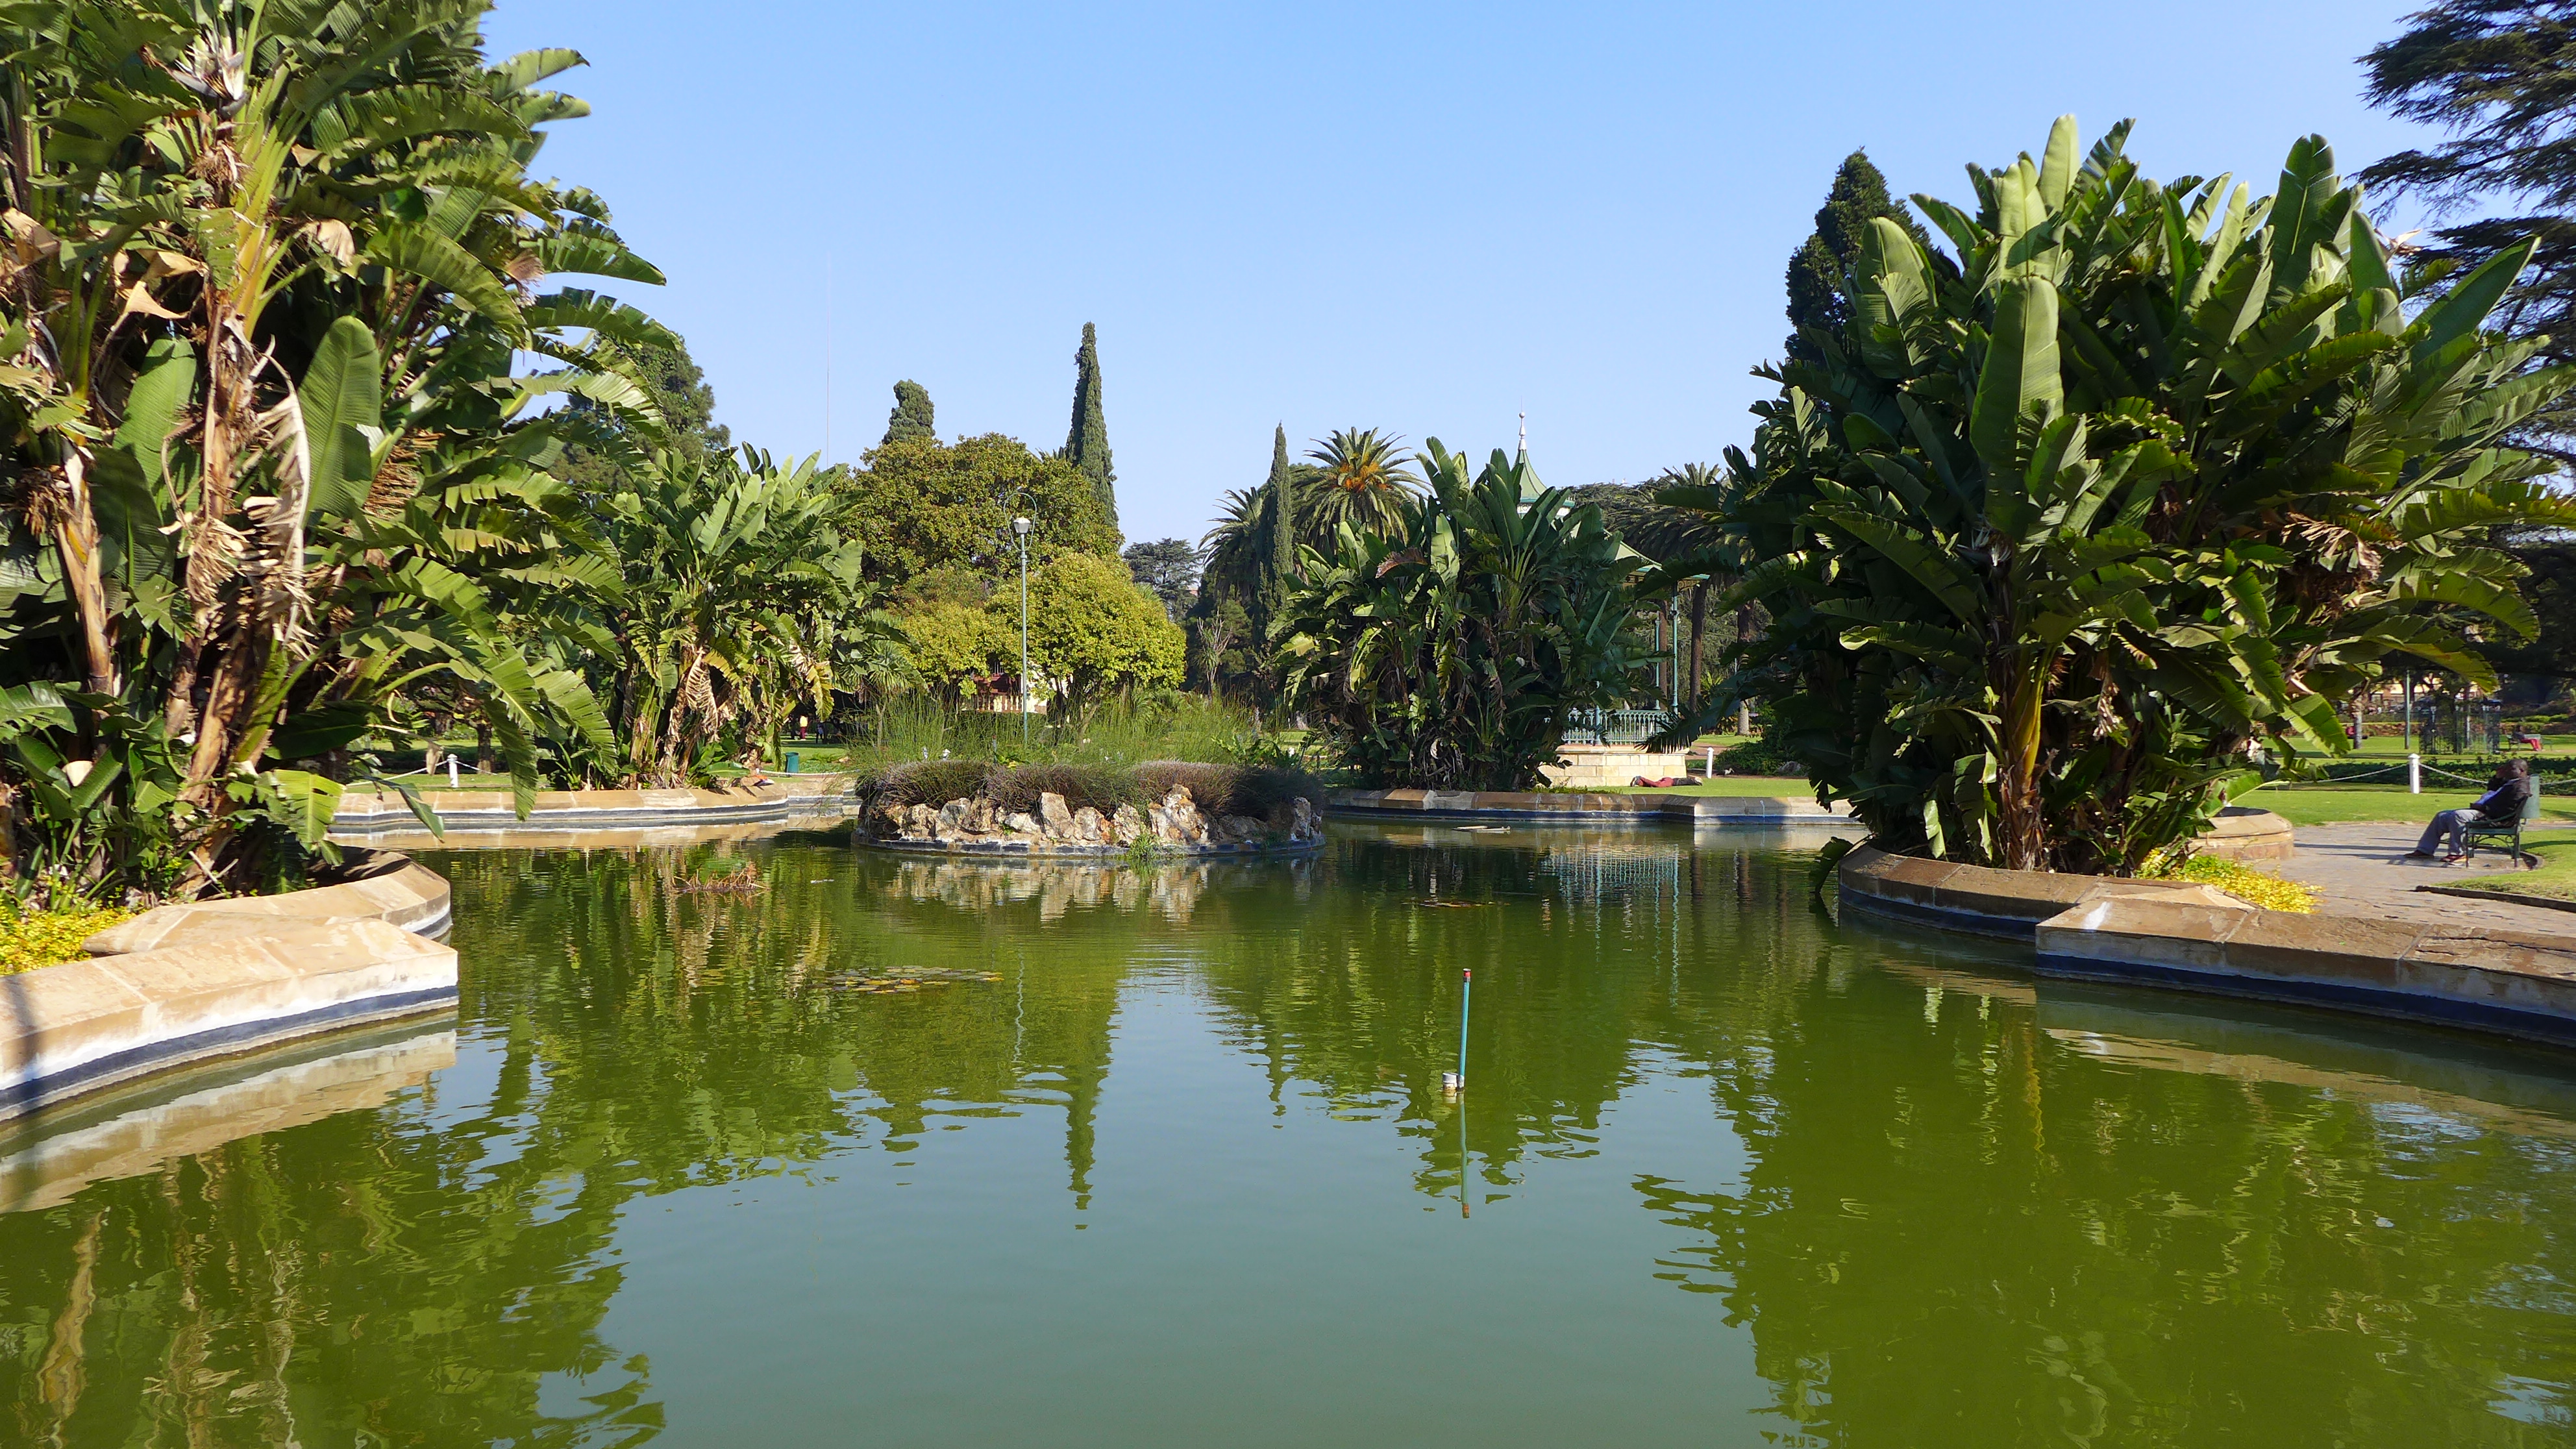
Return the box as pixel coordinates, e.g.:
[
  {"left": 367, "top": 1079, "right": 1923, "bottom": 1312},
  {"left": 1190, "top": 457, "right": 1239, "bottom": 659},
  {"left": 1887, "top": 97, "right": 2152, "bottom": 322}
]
[
  {"left": 987, "top": 764, "right": 1141, "bottom": 817},
  {"left": 857, "top": 760, "right": 998, "bottom": 814},
  {"left": 1132, "top": 761, "right": 1320, "bottom": 819}
]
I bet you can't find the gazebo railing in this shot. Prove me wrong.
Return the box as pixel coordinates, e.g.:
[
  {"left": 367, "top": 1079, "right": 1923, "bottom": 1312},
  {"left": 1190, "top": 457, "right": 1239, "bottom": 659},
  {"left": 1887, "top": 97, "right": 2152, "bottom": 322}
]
[{"left": 1561, "top": 709, "right": 1676, "bottom": 747}]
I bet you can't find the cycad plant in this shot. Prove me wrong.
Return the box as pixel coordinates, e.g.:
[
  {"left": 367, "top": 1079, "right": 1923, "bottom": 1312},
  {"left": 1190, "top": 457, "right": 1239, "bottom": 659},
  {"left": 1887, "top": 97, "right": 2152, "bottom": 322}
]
[
  {"left": 1664, "top": 118, "right": 2573, "bottom": 873},
  {"left": 1274, "top": 442, "right": 1644, "bottom": 789}
]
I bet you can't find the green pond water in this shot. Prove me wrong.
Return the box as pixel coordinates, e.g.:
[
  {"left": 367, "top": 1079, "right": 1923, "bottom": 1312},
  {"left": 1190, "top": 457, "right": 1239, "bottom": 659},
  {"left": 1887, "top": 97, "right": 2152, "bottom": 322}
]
[{"left": 5, "top": 823, "right": 2576, "bottom": 1446}]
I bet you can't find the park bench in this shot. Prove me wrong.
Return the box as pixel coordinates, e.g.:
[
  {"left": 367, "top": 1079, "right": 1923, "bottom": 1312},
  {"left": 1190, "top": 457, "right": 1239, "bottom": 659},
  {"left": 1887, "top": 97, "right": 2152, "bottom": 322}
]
[{"left": 2462, "top": 780, "right": 2543, "bottom": 869}]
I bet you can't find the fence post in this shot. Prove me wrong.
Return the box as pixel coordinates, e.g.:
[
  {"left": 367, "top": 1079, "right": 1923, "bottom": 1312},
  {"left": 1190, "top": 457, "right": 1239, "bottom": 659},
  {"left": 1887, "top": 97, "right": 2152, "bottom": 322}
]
[{"left": 2409, "top": 753, "right": 2421, "bottom": 795}]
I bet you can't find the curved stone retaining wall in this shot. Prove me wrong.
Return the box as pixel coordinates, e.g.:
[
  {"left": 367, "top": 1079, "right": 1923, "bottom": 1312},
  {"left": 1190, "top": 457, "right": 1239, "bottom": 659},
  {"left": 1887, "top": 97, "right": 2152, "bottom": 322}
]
[
  {"left": 2038, "top": 895, "right": 2576, "bottom": 1048},
  {"left": 1837, "top": 846, "right": 2233, "bottom": 939},
  {"left": 859, "top": 786, "right": 1324, "bottom": 858},
  {"left": 1, "top": 852, "right": 457, "bottom": 1123},
  {"left": 1, "top": 1021, "right": 454, "bottom": 1213},
  {"left": 328, "top": 778, "right": 849, "bottom": 839},
  {"left": 1840, "top": 843, "right": 2576, "bottom": 1048},
  {"left": 1327, "top": 788, "right": 1848, "bottom": 826},
  {"left": 2193, "top": 807, "right": 2296, "bottom": 863},
  {"left": 83, "top": 849, "right": 451, "bottom": 953}
]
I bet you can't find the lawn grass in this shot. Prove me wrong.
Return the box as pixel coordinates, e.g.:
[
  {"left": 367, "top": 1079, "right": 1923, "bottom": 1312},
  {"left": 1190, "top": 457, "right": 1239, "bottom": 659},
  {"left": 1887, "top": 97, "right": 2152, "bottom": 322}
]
[
  {"left": 2449, "top": 834, "right": 2576, "bottom": 902},
  {"left": 2238, "top": 784, "right": 2576, "bottom": 828}
]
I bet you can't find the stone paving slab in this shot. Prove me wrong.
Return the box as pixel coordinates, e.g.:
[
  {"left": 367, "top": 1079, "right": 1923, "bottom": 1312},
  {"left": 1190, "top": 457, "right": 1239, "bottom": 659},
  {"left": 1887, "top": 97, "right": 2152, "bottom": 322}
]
[{"left": 2274, "top": 823, "right": 2576, "bottom": 940}]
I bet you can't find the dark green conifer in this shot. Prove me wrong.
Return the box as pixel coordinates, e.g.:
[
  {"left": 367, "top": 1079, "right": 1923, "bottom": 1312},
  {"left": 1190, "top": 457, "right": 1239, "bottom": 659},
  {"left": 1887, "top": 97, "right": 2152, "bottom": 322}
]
[
  {"left": 1783, "top": 150, "right": 1933, "bottom": 363},
  {"left": 1261, "top": 424, "right": 1296, "bottom": 631},
  {"left": 2361, "top": 3, "right": 2576, "bottom": 460},
  {"left": 881, "top": 380, "right": 935, "bottom": 445},
  {"left": 1063, "top": 322, "right": 1117, "bottom": 528}
]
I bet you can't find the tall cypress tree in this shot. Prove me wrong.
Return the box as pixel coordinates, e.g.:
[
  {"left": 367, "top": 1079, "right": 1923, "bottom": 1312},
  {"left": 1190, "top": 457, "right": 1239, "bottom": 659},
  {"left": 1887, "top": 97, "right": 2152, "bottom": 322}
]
[
  {"left": 1261, "top": 423, "right": 1297, "bottom": 632},
  {"left": 1063, "top": 322, "right": 1118, "bottom": 528},
  {"left": 881, "top": 379, "right": 935, "bottom": 445},
  {"left": 1783, "top": 149, "right": 1933, "bottom": 363}
]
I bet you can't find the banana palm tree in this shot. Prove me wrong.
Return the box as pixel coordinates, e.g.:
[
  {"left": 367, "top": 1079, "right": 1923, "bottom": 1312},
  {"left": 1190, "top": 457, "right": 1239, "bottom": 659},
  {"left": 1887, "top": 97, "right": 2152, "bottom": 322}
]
[
  {"left": 601, "top": 448, "right": 884, "bottom": 786},
  {"left": 0, "top": 0, "right": 674, "bottom": 891},
  {"left": 1687, "top": 117, "right": 2576, "bottom": 873}
]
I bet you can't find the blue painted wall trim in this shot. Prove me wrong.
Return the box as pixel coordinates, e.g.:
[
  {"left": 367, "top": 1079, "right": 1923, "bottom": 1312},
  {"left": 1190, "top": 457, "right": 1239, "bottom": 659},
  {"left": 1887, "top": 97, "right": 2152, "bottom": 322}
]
[{"left": 0, "top": 985, "right": 459, "bottom": 1120}]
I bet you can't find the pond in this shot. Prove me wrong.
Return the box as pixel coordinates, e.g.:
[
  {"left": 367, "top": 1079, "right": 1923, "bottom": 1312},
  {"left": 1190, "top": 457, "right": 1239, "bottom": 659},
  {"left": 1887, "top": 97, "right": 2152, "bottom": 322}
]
[{"left": 4, "top": 823, "right": 2576, "bottom": 1446}]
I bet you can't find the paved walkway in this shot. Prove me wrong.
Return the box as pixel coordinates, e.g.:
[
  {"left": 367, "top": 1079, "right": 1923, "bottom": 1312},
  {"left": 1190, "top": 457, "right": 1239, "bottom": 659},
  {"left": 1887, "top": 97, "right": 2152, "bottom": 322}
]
[{"left": 2275, "top": 822, "right": 2576, "bottom": 938}]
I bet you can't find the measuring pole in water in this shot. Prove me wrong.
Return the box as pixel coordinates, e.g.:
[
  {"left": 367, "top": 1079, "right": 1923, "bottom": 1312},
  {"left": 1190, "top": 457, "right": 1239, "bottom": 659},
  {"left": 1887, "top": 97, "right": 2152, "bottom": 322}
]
[{"left": 1444, "top": 968, "right": 1472, "bottom": 1095}]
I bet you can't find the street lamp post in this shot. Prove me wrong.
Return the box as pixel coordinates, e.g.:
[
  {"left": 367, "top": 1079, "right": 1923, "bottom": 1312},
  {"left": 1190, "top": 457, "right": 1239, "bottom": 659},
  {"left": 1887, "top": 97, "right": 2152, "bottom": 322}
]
[{"left": 1013, "top": 516, "right": 1032, "bottom": 747}]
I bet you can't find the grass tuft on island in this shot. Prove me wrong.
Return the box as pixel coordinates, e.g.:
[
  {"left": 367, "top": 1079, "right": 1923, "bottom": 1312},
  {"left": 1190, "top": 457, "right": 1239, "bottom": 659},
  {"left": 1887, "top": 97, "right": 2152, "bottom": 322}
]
[{"left": 852, "top": 759, "right": 1324, "bottom": 823}]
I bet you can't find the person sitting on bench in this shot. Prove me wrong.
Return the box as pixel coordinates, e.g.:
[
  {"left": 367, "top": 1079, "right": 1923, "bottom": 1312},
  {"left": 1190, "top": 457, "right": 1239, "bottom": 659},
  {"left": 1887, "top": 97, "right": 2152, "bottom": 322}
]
[{"left": 2410, "top": 758, "right": 2531, "bottom": 861}]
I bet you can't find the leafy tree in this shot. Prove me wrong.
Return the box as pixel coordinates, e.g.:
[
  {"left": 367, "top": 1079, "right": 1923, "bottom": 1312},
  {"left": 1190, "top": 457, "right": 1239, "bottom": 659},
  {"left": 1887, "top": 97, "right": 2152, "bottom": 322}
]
[
  {"left": 898, "top": 600, "right": 1006, "bottom": 705},
  {"left": 2360, "top": 1, "right": 2576, "bottom": 462},
  {"left": 1276, "top": 441, "right": 1646, "bottom": 789},
  {"left": 559, "top": 335, "right": 732, "bottom": 491},
  {"left": 1122, "top": 538, "right": 1202, "bottom": 621},
  {"left": 1783, "top": 149, "right": 1937, "bottom": 364},
  {"left": 882, "top": 379, "right": 937, "bottom": 445},
  {"left": 1672, "top": 118, "right": 2573, "bottom": 874},
  {"left": 2478, "top": 535, "right": 2576, "bottom": 681},
  {"left": 842, "top": 433, "right": 1120, "bottom": 594},
  {"left": 1303, "top": 428, "right": 1419, "bottom": 539},
  {"left": 1062, "top": 322, "right": 1117, "bottom": 529},
  {"left": 1013, "top": 551, "right": 1184, "bottom": 730}
]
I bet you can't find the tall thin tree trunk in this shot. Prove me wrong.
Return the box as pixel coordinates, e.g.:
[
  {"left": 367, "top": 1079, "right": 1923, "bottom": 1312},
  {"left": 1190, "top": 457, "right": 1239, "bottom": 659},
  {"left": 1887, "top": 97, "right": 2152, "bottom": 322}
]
[
  {"left": 183, "top": 626, "right": 271, "bottom": 806},
  {"left": 1686, "top": 583, "right": 1707, "bottom": 709},
  {"left": 52, "top": 452, "right": 119, "bottom": 697},
  {"left": 1996, "top": 662, "right": 2046, "bottom": 871}
]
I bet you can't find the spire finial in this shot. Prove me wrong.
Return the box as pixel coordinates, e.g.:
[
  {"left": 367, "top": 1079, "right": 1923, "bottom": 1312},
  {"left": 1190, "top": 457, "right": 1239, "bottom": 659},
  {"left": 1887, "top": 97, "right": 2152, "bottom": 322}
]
[{"left": 1517, "top": 411, "right": 1527, "bottom": 458}]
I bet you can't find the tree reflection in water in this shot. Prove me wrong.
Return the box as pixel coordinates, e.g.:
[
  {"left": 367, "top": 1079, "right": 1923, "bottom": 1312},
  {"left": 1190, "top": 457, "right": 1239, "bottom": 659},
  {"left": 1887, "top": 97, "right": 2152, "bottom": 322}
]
[{"left": 0, "top": 826, "right": 2570, "bottom": 1446}]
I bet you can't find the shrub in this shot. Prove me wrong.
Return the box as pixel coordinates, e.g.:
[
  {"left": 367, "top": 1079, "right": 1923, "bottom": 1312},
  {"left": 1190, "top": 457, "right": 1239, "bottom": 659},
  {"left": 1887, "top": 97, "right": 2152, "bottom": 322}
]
[
  {"left": 1, "top": 898, "right": 138, "bottom": 975},
  {"left": 2146, "top": 855, "right": 2318, "bottom": 913},
  {"left": 1275, "top": 441, "right": 1646, "bottom": 791}
]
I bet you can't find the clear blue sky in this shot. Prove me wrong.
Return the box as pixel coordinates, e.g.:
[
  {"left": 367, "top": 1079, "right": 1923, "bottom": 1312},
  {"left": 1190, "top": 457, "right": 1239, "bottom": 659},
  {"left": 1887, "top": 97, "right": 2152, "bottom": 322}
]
[{"left": 486, "top": 0, "right": 2432, "bottom": 547}]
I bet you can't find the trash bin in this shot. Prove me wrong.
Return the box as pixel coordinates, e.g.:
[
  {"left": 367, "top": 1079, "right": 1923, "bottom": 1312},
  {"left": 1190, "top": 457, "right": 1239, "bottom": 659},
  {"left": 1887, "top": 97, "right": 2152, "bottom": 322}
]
[{"left": 784, "top": 751, "right": 800, "bottom": 774}]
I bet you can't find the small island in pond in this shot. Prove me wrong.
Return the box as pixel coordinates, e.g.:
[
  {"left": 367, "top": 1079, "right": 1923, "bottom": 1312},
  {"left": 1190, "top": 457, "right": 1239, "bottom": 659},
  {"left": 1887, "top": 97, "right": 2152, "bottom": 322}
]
[{"left": 852, "top": 761, "right": 1324, "bottom": 858}]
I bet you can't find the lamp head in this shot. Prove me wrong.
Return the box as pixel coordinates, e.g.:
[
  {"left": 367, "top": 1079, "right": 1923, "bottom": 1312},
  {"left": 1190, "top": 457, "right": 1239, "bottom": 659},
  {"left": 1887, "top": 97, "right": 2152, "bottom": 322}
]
[{"left": 1011, "top": 516, "right": 1032, "bottom": 537}]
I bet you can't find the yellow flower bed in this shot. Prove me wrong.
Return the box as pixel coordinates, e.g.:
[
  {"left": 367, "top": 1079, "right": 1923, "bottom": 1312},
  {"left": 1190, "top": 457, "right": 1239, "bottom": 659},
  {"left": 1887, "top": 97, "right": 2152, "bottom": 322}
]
[
  {"left": 2148, "top": 855, "right": 2318, "bottom": 913},
  {"left": 0, "top": 898, "right": 139, "bottom": 974}
]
